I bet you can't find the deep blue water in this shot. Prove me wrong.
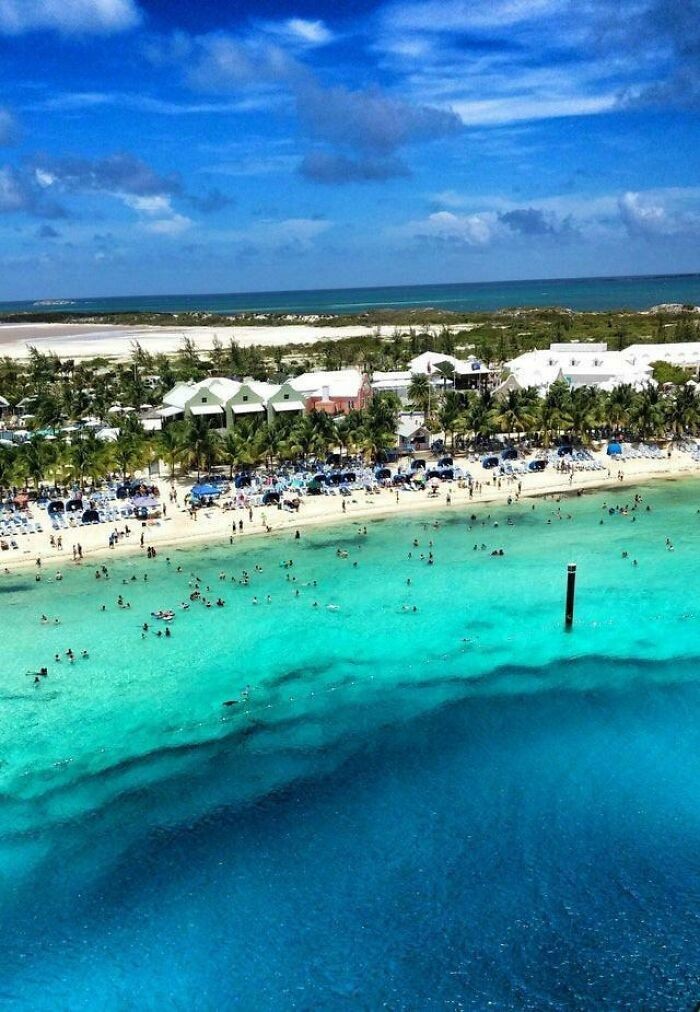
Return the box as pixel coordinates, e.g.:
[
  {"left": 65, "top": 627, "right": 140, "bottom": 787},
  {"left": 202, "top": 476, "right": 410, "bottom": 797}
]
[
  {"left": 2, "top": 667, "right": 699, "bottom": 1010},
  {"left": 2, "top": 272, "right": 700, "bottom": 315}
]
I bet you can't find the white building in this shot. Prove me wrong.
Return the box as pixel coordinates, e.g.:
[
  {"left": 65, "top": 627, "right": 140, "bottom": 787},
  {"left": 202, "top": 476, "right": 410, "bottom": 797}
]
[
  {"left": 397, "top": 412, "right": 431, "bottom": 451},
  {"left": 622, "top": 342, "right": 700, "bottom": 372},
  {"left": 502, "top": 343, "right": 653, "bottom": 395},
  {"left": 372, "top": 351, "right": 492, "bottom": 404}
]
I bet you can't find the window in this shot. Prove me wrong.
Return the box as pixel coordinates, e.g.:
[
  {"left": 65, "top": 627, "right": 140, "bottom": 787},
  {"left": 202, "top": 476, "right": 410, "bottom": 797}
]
[
  {"left": 284, "top": 393, "right": 289, "bottom": 400},
  {"left": 242, "top": 395, "right": 248, "bottom": 402},
  {"left": 201, "top": 396, "right": 208, "bottom": 403}
]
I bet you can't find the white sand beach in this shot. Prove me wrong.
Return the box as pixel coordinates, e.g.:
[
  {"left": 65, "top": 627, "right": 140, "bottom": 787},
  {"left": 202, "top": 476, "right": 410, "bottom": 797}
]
[
  {"left": 0, "top": 322, "right": 473, "bottom": 361},
  {"left": 2, "top": 449, "right": 696, "bottom": 574}
]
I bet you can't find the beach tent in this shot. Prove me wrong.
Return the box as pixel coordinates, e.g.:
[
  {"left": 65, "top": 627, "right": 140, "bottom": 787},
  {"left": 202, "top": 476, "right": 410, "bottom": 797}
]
[
  {"left": 81, "top": 509, "right": 100, "bottom": 524},
  {"left": 47, "top": 500, "right": 64, "bottom": 514},
  {"left": 191, "top": 483, "right": 222, "bottom": 498},
  {"left": 482, "top": 456, "right": 499, "bottom": 469},
  {"left": 65, "top": 499, "right": 83, "bottom": 513},
  {"left": 262, "top": 490, "right": 280, "bottom": 505},
  {"left": 607, "top": 441, "right": 622, "bottom": 455}
]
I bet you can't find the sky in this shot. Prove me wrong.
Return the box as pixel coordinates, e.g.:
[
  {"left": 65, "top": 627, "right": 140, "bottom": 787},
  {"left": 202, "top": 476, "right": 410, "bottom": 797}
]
[{"left": 0, "top": 0, "right": 699, "bottom": 300}]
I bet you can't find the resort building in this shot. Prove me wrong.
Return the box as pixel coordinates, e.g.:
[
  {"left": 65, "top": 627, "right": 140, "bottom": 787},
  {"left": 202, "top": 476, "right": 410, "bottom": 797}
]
[
  {"left": 372, "top": 352, "right": 493, "bottom": 405},
  {"left": 622, "top": 342, "right": 700, "bottom": 375},
  {"left": 502, "top": 343, "right": 654, "bottom": 394},
  {"left": 228, "top": 381, "right": 281, "bottom": 424},
  {"left": 397, "top": 413, "right": 431, "bottom": 452},
  {"left": 287, "top": 369, "right": 371, "bottom": 414},
  {"left": 158, "top": 378, "right": 241, "bottom": 428},
  {"left": 407, "top": 352, "right": 493, "bottom": 393},
  {"left": 371, "top": 370, "right": 413, "bottom": 402},
  {"left": 267, "top": 382, "right": 307, "bottom": 418}
]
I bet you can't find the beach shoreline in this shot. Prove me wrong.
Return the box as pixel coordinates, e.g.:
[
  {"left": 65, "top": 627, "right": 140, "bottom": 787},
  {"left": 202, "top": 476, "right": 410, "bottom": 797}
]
[{"left": 3, "top": 452, "right": 697, "bottom": 575}]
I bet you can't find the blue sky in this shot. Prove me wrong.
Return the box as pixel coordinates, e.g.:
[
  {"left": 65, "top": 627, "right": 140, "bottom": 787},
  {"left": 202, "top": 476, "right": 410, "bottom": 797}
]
[{"left": 0, "top": 0, "right": 699, "bottom": 299}]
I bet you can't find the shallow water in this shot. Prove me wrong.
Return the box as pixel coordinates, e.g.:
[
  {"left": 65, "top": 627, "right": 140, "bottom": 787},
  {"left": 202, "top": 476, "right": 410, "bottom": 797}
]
[{"left": 1, "top": 481, "right": 699, "bottom": 1008}]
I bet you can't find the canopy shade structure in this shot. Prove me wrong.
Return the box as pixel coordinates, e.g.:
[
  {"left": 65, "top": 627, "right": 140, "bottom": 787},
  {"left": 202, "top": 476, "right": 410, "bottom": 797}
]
[
  {"left": 158, "top": 405, "right": 184, "bottom": 418},
  {"left": 191, "top": 483, "right": 223, "bottom": 498},
  {"left": 231, "top": 403, "right": 265, "bottom": 414},
  {"left": 607, "top": 442, "right": 622, "bottom": 455},
  {"left": 189, "top": 404, "right": 224, "bottom": 416},
  {"left": 271, "top": 400, "right": 305, "bottom": 413}
]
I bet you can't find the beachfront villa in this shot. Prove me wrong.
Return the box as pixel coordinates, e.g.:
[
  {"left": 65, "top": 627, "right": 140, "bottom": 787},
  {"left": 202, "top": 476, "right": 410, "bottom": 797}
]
[
  {"left": 372, "top": 352, "right": 493, "bottom": 404},
  {"left": 157, "top": 369, "right": 370, "bottom": 430},
  {"left": 501, "top": 343, "right": 654, "bottom": 395}
]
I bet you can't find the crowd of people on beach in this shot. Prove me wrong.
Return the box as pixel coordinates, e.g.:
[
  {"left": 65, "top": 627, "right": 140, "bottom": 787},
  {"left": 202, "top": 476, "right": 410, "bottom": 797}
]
[{"left": 22, "top": 482, "right": 672, "bottom": 701}]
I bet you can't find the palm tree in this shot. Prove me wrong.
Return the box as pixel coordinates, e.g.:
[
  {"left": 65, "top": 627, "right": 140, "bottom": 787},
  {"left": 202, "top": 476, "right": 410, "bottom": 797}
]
[
  {"left": 408, "top": 373, "right": 431, "bottom": 416},
  {"left": 665, "top": 385, "right": 698, "bottom": 440},
  {"left": 220, "top": 420, "right": 264, "bottom": 477},
  {"left": 184, "top": 416, "right": 221, "bottom": 479},
  {"left": 157, "top": 421, "right": 187, "bottom": 479},
  {"left": 494, "top": 390, "right": 537, "bottom": 441},
  {"left": 606, "top": 384, "right": 634, "bottom": 436},
  {"left": 17, "top": 437, "right": 57, "bottom": 489},
  {"left": 567, "top": 387, "right": 601, "bottom": 445},
  {"left": 433, "top": 361, "right": 455, "bottom": 393},
  {"left": 287, "top": 415, "right": 325, "bottom": 464},
  {"left": 111, "top": 430, "right": 148, "bottom": 480},
  {"left": 630, "top": 386, "right": 664, "bottom": 440},
  {"left": 437, "top": 391, "right": 462, "bottom": 451},
  {"left": 69, "top": 433, "right": 109, "bottom": 490},
  {"left": 467, "top": 398, "right": 496, "bottom": 448}
]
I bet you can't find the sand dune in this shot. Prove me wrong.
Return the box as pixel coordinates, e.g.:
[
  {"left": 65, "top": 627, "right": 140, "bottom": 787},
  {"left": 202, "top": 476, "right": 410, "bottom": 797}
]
[{"left": 0, "top": 322, "right": 472, "bottom": 360}]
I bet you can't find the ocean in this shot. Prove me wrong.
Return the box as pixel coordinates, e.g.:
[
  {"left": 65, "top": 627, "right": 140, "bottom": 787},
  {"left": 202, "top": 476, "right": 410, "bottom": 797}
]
[
  {"left": 1, "top": 480, "right": 699, "bottom": 1008},
  {"left": 2, "top": 272, "right": 700, "bottom": 316}
]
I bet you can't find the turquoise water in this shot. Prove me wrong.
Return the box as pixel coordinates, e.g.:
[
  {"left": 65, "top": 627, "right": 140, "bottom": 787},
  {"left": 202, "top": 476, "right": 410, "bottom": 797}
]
[
  {"left": 1, "top": 480, "right": 700, "bottom": 1008},
  {"left": 2, "top": 272, "right": 700, "bottom": 314}
]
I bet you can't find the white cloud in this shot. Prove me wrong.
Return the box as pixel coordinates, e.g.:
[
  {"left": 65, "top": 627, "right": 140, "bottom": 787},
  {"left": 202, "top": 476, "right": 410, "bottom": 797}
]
[
  {"left": 372, "top": 0, "right": 651, "bottom": 127},
  {"left": 451, "top": 93, "right": 617, "bottom": 126},
  {"left": 618, "top": 190, "right": 700, "bottom": 238},
  {"left": 268, "top": 18, "right": 335, "bottom": 47},
  {"left": 143, "top": 214, "right": 192, "bottom": 236},
  {"left": 26, "top": 91, "right": 268, "bottom": 116},
  {"left": 122, "top": 193, "right": 192, "bottom": 234},
  {"left": 0, "top": 0, "right": 141, "bottom": 35},
  {"left": 398, "top": 209, "right": 500, "bottom": 245},
  {"left": 123, "top": 194, "right": 173, "bottom": 215},
  {"left": 402, "top": 185, "right": 700, "bottom": 249}
]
